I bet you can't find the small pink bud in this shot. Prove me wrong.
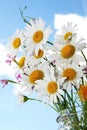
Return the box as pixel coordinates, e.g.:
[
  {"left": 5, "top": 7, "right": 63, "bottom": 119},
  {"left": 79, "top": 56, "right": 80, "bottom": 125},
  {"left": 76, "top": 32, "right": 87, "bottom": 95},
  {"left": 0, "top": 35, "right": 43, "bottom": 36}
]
[{"left": 0, "top": 80, "right": 8, "bottom": 88}]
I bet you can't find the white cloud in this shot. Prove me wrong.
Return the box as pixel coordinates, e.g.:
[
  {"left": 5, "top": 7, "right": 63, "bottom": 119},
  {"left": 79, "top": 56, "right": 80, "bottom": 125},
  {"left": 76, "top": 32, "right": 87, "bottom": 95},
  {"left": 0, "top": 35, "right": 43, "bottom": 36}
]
[{"left": 54, "top": 13, "right": 87, "bottom": 40}]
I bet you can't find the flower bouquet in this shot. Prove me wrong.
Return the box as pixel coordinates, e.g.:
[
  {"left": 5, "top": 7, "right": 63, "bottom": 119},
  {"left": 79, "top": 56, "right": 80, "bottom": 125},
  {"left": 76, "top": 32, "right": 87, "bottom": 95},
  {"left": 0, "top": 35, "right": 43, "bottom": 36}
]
[{"left": 0, "top": 8, "right": 87, "bottom": 130}]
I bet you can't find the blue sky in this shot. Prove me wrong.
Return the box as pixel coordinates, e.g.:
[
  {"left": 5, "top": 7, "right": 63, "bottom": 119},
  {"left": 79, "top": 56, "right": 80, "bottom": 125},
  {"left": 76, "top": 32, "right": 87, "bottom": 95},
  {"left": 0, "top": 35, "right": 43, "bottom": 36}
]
[{"left": 0, "top": 0, "right": 87, "bottom": 130}]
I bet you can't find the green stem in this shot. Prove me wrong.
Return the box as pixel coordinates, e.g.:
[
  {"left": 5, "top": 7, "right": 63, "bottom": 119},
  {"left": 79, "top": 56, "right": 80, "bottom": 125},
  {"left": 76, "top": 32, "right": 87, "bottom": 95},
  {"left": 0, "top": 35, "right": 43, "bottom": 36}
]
[
  {"left": 7, "top": 79, "right": 19, "bottom": 84},
  {"left": 64, "top": 89, "right": 80, "bottom": 130},
  {"left": 82, "top": 101, "right": 87, "bottom": 129},
  {"left": 47, "top": 40, "right": 53, "bottom": 45},
  {"left": 26, "top": 97, "right": 58, "bottom": 112},
  {"left": 71, "top": 104, "right": 80, "bottom": 130},
  {"left": 13, "top": 59, "right": 19, "bottom": 65},
  {"left": 19, "top": 7, "right": 31, "bottom": 25},
  {"left": 81, "top": 51, "right": 87, "bottom": 64}
]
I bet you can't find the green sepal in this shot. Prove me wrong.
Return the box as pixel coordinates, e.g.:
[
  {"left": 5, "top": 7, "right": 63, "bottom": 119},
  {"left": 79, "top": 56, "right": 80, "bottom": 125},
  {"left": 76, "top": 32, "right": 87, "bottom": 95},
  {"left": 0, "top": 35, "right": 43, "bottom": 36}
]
[{"left": 24, "top": 96, "right": 29, "bottom": 102}]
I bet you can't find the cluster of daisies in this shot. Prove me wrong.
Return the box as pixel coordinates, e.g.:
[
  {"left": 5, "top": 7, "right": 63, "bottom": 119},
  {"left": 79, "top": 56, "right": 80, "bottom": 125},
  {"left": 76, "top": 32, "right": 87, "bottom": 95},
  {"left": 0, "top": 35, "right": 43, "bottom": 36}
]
[{"left": 2, "top": 17, "right": 87, "bottom": 105}]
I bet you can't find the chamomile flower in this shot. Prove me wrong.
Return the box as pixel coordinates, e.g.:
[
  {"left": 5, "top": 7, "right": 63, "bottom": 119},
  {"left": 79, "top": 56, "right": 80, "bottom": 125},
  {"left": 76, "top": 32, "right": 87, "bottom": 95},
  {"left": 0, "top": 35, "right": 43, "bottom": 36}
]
[
  {"left": 15, "top": 63, "right": 48, "bottom": 93},
  {"left": 7, "top": 29, "right": 25, "bottom": 57},
  {"left": 54, "top": 22, "right": 77, "bottom": 45},
  {"left": 14, "top": 89, "right": 29, "bottom": 104},
  {"left": 53, "top": 37, "right": 86, "bottom": 63},
  {"left": 24, "top": 47, "right": 47, "bottom": 67},
  {"left": 35, "top": 66, "right": 64, "bottom": 103},
  {"left": 47, "top": 53, "right": 61, "bottom": 67},
  {"left": 11, "top": 55, "right": 26, "bottom": 78},
  {"left": 17, "top": 56, "right": 26, "bottom": 68},
  {"left": 15, "top": 90, "right": 25, "bottom": 104},
  {"left": 24, "top": 17, "right": 52, "bottom": 55},
  {"left": 59, "top": 63, "right": 83, "bottom": 90},
  {"left": 13, "top": 56, "right": 26, "bottom": 68}
]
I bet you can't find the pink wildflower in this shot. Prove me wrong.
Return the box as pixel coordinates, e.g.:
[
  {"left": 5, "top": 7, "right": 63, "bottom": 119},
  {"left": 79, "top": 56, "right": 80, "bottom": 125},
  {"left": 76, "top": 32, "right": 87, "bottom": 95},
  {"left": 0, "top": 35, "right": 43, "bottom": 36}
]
[
  {"left": 5, "top": 54, "right": 16, "bottom": 65},
  {"left": 16, "top": 74, "right": 22, "bottom": 82},
  {"left": 0, "top": 79, "right": 8, "bottom": 88}
]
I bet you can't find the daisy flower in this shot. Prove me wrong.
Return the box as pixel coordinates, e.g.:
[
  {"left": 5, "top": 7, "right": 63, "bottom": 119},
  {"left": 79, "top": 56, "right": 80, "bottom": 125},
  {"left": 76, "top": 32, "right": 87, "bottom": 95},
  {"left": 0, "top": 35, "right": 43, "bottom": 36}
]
[
  {"left": 17, "top": 56, "right": 26, "bottom": 68},
  {"left": 11, "top": 55, "right": 26, "bottom": 79},
  {"left": 24, "top": 47, "right": 47, "bottom": 67},
  {"left": 15, "top": 63, "right": 48, "bottom": 93},
  {"left": 14, "top": 89, "right": 29, "bottom": 104},
  {"left": 59, "top": 63, "right": 83, "bottom": 90},
  {"left": 7, "top": 29, "right": 25, "bottom": 57},
  {"left": 15, "top": 90, "right": 25, "bottom": 104},
  {"left": 35, "top": 66, "right": 64, "bottom": 103},
  {"left": 53, "top": 37, "right": 86, "bottom": 64},
  {"left": 54, "top": 22, "right": 78, "bottom": 45},
  {"left": 47, "top": 53, "right": 61, "bottom": 67},
  {"left": 24, "top": 17, "right": 52, "bottom": 55}
]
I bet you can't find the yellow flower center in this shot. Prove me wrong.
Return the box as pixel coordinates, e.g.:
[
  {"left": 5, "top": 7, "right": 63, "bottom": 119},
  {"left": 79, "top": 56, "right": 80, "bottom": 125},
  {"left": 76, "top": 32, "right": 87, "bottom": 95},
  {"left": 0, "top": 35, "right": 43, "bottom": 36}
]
[
  {"left": 78, "top": 85, "right": 87, "bottom": 101},
  {"left": 63, "top": 68, "right": 77, "bottom": 80},
  {"left": 34, "top": 49, "right": 44, "bottom": 59},
  {"left": 64, "top": 32, "right": 72, "bottom": 40},
  {"left": 33, "top": 31, "right": 43, "bottom": 43},
  {"left": 61, "top": 44, "right": 75, "bottom": 58},
  {"left": 47, "top": 81, "right": 58, "bottom": 94},
  {"left": 18, "top": 56, "right": 25, "bottom": 68},
  {"left": 29, "top": 70, "right": 44, "bottom": 83},
  {"left": 12, "top": 38, "right": 21, "bottom": 49}
]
